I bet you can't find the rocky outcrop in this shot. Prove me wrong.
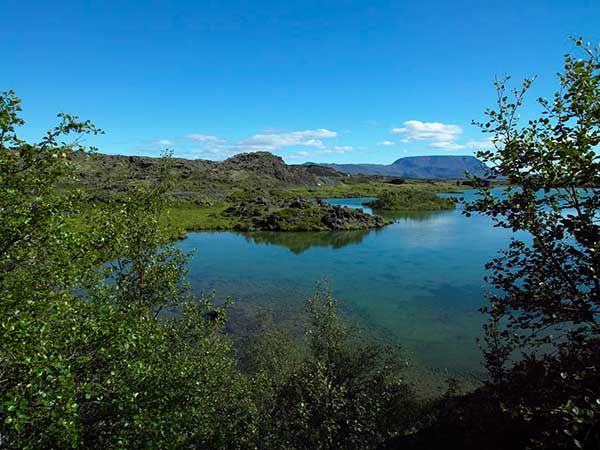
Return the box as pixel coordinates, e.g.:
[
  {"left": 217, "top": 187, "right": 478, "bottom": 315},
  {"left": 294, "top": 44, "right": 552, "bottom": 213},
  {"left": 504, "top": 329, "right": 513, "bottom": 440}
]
[
  {"left": 321, "top": 205, "right": 385, "bottom": 230},
  {"left": 224, "top": 194, "right": 386, "bottom": 232},
  {"left": 73, "top": 151, "right": 344, "bottom": 197}
]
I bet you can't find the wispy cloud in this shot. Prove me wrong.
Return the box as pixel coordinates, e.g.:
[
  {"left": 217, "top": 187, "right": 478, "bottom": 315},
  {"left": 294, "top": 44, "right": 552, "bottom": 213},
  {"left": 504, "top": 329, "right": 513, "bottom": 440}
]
[
  {"left": 377, "top": 140, "right": 396, "bottom": 146},
  {"left": 186, "top": 133, "right": 226, "bottom": 144},
  {"left": 237, "top": 129, "right": 338, "bottom": 152},
  {"left": 392, "top": 120, "right": 462, "bottom": 142},
  {"left": 148, "top": 139, "right": 177, "bottom": 146},
  {"left": 465, "top": 139, "right": 495, "bottom": 150},
  {"left": 288, "top": 145, "right": 353, "bottom": 160},
  {"left": 139, "top": 128, "right": 346, "bottom": 160},
  {"left": 328, "top": 146, "right": 353, "bottom": 153},
  {"left": 177, "top": 133, "right": 230, "bottom": 158},
  {"left": 428, "top": 141, "right": 466, "bottom": 150},
  {"left": 188, "top": 146, "right": 229, "bottom": 155},
  {"left": 288, "top": 151, "right": 311, "bottom": 159}
]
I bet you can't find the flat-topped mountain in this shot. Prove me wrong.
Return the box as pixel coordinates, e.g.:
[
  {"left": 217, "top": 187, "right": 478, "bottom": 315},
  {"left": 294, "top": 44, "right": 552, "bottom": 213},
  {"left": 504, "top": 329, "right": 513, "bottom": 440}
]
[{"left": 305, "top": 155, "right": 489, "bottom": 179}]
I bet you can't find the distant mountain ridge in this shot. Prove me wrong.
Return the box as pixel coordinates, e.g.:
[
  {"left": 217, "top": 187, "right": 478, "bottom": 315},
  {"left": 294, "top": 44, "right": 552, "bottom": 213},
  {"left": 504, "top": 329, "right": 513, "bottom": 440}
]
[{"left": 304, "top": 155, "right": 489, "bottom": 179}]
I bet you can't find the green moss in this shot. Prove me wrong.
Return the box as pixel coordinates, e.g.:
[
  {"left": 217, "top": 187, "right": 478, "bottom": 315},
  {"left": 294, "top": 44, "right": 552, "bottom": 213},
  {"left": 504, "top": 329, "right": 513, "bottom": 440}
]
[
  {"left": 163, "top": 201, "right": 240, "bottom": 231},
  {"left": 222, "top": 194, "right": 387, "bottom": 232},
  {"left": 70, "top": 181, "right": 459, "bottom": 236}
]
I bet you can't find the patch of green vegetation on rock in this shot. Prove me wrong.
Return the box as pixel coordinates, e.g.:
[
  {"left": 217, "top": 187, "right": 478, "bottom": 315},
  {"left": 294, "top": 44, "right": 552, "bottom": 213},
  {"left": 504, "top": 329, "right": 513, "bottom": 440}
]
[
  {"left": 284, "top": 179, "right": 464, "bottom": 200},
  {"left": 142, "top": 181, "right": 460, "bottom": 235},
  {"left": 223, "top": 192, "right": 387, "bottom": 231}
]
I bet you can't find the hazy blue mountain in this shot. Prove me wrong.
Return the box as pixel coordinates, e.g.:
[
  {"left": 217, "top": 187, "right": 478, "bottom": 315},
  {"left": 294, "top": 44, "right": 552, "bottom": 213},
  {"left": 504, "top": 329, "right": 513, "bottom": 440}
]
[{"left": 305, "top": 155, "right": 489, "bottom": 179}]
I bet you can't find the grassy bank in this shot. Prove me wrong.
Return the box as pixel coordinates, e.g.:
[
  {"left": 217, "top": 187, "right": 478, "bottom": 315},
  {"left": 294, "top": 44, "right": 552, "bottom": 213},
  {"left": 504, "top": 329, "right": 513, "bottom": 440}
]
[
  {"left": 69, "top": 180, "right": 461, "bottom": 236},
  {"left": 160, "top": 180, "right": 461, "bottom": 234},
  {"left": 283, "top": 178, "right": 464, "bottom": 199}
]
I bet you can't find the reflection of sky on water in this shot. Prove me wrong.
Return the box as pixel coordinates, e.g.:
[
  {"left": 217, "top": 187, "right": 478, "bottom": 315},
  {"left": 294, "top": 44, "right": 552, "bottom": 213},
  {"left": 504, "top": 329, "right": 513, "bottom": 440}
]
[
  {"left": 179, "top": 189, "right": 517, "bottom": 377},
  {"left": 321, "top": 197, "right": 376, "bottom": 215}
]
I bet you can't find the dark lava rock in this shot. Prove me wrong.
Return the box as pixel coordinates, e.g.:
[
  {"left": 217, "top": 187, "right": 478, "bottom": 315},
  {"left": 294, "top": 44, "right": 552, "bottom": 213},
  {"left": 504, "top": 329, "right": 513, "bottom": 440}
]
[
  {"left": 226, "top": 193, "right": 385, "bottom": 232},
  {"left": 387, "top": 178, "right": 406, "bottom": 185},
  {"left": 195, "top": 198, "right": 214, "bottom": 207},
  {"left": 321, "top": 205, "right": 384, "bottom": 230}
]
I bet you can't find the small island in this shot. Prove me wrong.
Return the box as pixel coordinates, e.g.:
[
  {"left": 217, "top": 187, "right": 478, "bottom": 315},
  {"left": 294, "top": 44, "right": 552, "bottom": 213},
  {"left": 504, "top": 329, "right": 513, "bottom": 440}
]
[{"left": 223, "top": 193, "right": 386, "bottom": 231}]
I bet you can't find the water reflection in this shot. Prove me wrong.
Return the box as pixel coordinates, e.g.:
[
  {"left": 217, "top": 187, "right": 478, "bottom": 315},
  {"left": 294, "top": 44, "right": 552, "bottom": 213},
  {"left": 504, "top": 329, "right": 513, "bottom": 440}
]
[
  {"left": 322, "top": 196, "right": 456, "bottom": 223},
  {"left": 178, "top": 190, "right": 512, "bottom": 377},
  {"left": 239, "top": 209, "right": 457, "bottom": 254},
  {"left": 321, "top": 197, "right": 375, "bottom": 215},
  {"left": 241, "top": 228, "right": 375, "bottom": 254},
  {"left": 374, "top": 209, "right": 452, "bottom": 223}
]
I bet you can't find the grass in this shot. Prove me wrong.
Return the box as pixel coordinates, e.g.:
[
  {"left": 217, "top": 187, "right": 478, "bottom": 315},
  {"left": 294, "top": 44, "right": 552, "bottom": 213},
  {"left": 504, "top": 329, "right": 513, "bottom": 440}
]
[
  {"left": 281, "top": 179, "right": 465, "bottom": 199},
  {"left": 165, "top": 181, "right": 462, "bottom": 233},
  {"left": 163, "top": 201, "right": 239, "bottom": 231},
  {"left": 70, "top": 181, "right": 461, "bottom": 237}
]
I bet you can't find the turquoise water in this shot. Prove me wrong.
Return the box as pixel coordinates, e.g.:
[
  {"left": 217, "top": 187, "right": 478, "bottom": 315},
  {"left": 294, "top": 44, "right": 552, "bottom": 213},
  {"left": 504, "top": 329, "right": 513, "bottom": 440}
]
[
  {"left": 178, "top": 189, "right": 512, "bottom": 377},
  {"left": 321, "top": 197, "right": 376, "bottom": 215}
]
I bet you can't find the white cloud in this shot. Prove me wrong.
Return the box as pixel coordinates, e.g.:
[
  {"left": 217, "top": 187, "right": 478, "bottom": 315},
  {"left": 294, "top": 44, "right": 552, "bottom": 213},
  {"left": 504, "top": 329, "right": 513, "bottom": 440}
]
[
  {"left": 287, "top": 145, "right": 352, "bottom": 160},
  {"left": 377, "top": 140, "right": 396, "bottom": 146},
  {"left": 186, "top": 134, "right": 226, "bottom": 144},
  {"left": 288, "top": 151, "right": 311, "bottom": 159},
  {"left": 193, "top": 147, "right": 228, "bottom": 154},
  {"left": 465, "top": 139, "right": 495, "bottom": 150},
  {"left": 149, "top": 139, "right": 176, "bottom": 146},
  {"left": 428, "top": 141, "right": 466, "bottom": 150},
  {"left": 238, "top": 129, "right": 338, "bottom": 151},
  {"left": 313, "top": 146, "right": 353, "bottom": 155},
  {"left": 303, "top": 139, "right": 326, "bottom": 148},
  {"left": 329, "top": 146, "right": 353, "bottom": 153},
  {"left": 143, "top": 128, "right": 353, "bottom": 161},
  {"left": 392, "top": 120, "right": 462, "bottom": 142}
]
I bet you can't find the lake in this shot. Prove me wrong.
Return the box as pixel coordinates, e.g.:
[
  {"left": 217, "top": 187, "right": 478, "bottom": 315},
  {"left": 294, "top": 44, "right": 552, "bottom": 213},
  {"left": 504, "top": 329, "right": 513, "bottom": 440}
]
[{"left": 177, "top": 189, "right": 512, "bottom": 384}]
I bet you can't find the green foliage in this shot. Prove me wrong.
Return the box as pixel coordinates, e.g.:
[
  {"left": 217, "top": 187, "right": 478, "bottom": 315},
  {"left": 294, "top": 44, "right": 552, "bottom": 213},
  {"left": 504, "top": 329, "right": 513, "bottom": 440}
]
[
  {"left": 242, "top": 286, "right": 424, "bottom": 450},
  {"left": 81, "top": 158, "right": 193, "bottom": 316},
  {"left": 463, "top": 37, "right": 600, "bottom": 448},
  {"left": 0, "top": 89, "right": 102, "bottom": 296},
  {"left": 1, "top": 88, "right": 425, "bottom": 449},
  {"left": 0, "top": 90, "right": 257, "bottom": 449}
]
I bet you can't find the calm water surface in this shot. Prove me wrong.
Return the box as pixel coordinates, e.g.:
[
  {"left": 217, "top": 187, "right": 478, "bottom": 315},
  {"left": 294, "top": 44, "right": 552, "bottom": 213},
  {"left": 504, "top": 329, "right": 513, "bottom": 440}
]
[{"left": 178, "top": 189, "right": 512, "bottom": 377}]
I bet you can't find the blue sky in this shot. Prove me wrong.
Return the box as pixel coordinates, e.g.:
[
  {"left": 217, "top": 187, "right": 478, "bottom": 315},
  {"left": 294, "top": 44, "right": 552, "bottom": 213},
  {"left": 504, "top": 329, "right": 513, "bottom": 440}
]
[{"left": 2, "top": 0, "right": 599, "bottom": 163}]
